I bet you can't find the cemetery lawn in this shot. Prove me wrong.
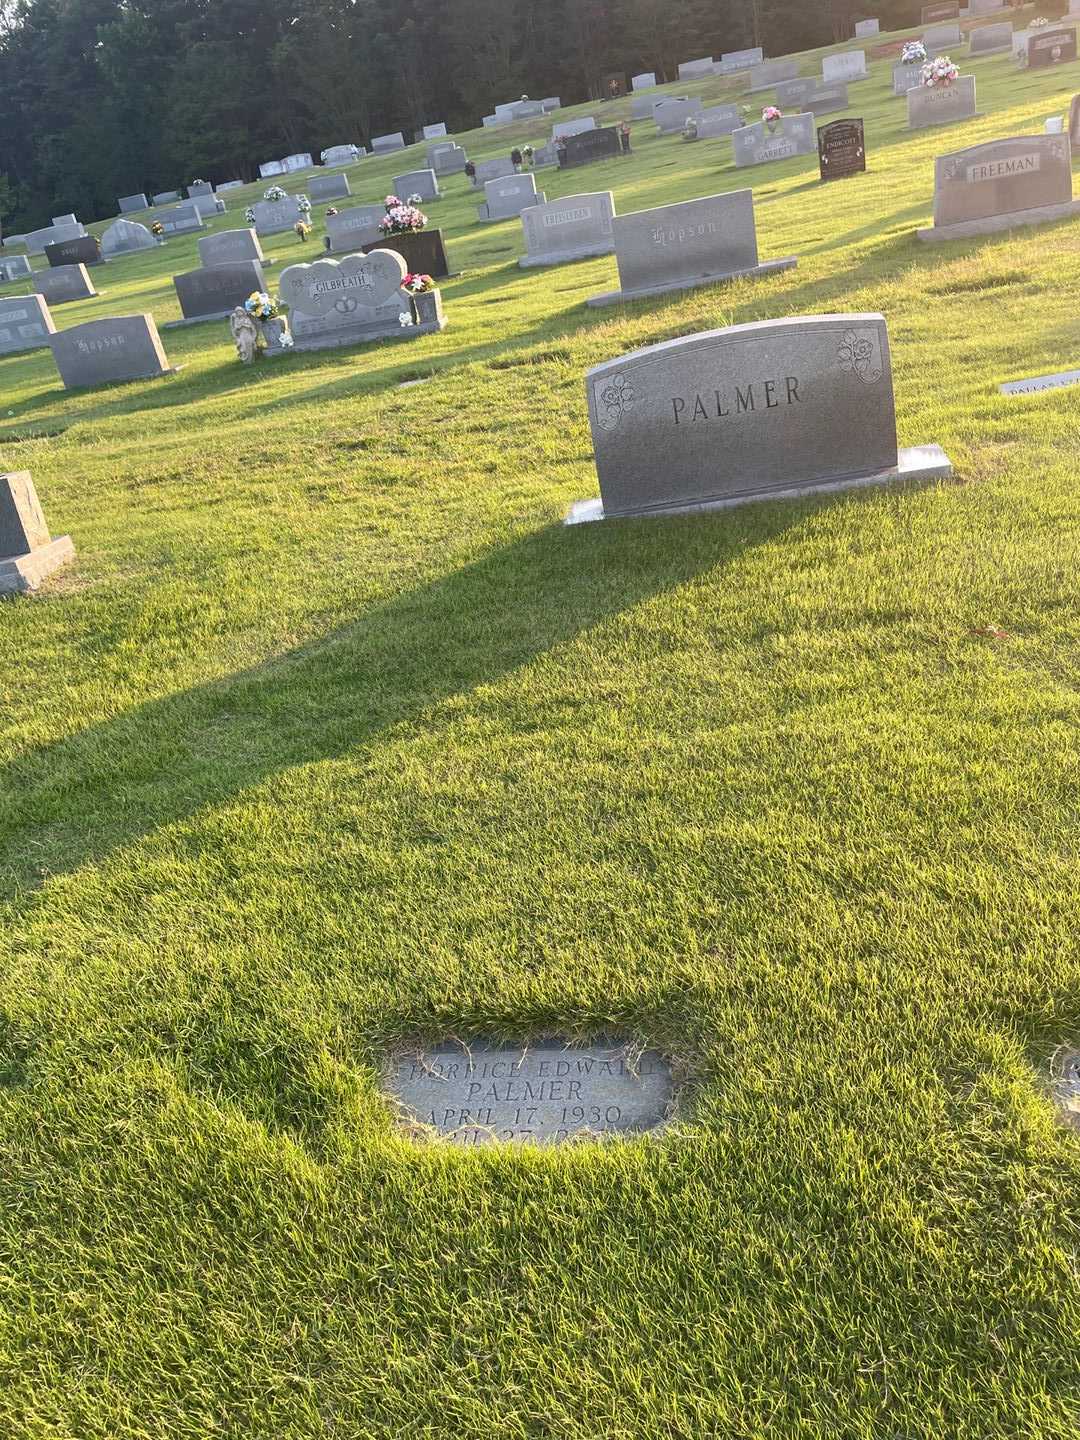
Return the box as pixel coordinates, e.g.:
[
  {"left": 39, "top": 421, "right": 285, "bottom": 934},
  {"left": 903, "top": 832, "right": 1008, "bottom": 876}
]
[{"left": 4, "top": 17, "right": 1080, "bottom": 1438}]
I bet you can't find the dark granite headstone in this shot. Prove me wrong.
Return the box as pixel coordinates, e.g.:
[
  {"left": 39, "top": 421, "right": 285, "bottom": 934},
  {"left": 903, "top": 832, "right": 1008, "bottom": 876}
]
[
  {"left": 50, "top": 314, "right": 175, "bottom": 389},
  {"left": 1027, "top": 28, "right": 1077, "bottom": 68},
  {"left": 361, "top": 228, "right": 452, "bottom": 278},
  {"left": 922, "top": 0, "right": 959, "bottom": 20},
  {"left": 170, "top": 260, "right": 266, "bottom": 324},
  {"left": 44, "top": 234, "right": 102, "bottom": 268},
  {"left": 819, "top": 119, "right": 866, "bottom": 182},
  {"left": 559, "top": 127, "right": 621, "bottom": 168}
]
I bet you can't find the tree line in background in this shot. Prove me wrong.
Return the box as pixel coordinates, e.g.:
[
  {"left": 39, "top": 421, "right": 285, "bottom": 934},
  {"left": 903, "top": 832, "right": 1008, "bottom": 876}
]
[{"left": 0, "top": 0, "right": 928, "bottom": 230}]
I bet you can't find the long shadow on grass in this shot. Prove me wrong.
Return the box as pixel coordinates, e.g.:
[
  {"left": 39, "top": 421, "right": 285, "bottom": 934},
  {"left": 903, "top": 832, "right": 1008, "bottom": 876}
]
[{"left": 0, "top": 510, "right": 803, "bottom": 902}]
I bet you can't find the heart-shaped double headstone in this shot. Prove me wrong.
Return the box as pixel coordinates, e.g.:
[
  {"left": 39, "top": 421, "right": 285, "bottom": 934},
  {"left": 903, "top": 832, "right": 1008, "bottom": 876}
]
[{"left": 278, "top": 250, "right": 408, "bottom": 319}]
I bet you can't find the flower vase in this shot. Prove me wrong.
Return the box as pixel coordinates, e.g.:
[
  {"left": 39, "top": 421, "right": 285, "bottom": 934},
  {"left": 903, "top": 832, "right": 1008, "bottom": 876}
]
[{"left": 411, "top": 290, "right": 444, "bottom": 330}]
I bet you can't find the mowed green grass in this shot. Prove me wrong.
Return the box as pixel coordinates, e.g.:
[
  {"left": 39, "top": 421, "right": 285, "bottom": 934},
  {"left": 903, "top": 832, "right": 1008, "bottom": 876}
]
[{"left": 4, "top": 12, "right": 1080, "bottom": 1436}]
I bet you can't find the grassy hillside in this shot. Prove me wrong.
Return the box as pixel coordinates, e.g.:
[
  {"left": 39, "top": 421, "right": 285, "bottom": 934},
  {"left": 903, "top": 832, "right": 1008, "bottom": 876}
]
[{"left": 2, "top": 13, "right": 1080, "bottom": 1437}]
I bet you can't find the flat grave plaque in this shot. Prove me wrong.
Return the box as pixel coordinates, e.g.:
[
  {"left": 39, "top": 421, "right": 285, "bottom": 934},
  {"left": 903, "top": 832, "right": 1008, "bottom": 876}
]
[
  {"left": 386, "top": 1040, "right": 674, "bottom": 1145},
  {"left": 1001, "top": 368, "right": 1080, "bottom": 395}
]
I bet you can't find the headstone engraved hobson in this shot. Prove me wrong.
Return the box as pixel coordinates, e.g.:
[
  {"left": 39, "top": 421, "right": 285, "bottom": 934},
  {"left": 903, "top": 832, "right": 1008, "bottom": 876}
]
[
  {"left": 50, "top": 314, "right": 177, "bottom": 389},
  {"left": 587, "top": 191, "right": 797, "bottom": 308},
  {"left": 167, "top": 260, "right": 267, "bottom": 326},
  {"left": 392, "top": 168, "right": 440, "bottom": 202},
  {"left": 908, "top": 75, "right": 978, "bottom": 129},
  {"left": 819, "top": 119, "right": 866, "bottom": 181},
  {"left": 732, "top": 114, "right": 816, "bottom": 166},
  {"left": 0, "top": 255, "right": 33, "bottom": 283},
  {"left": 746, "top": 59, "right": 801, "bottom": 92},
  {"left": 969, "top": 22, "right": 1014, "bottom": 57},
  {"left": 923, "top": 22, "right": 962, "bottom": 51},
  {"left": 519, "top": 191, "right": 616, "bottom": 268},
  {"left": 118, "top": 193, "right": 149, "bottom": 214},
  {"left": 805, "top": 84, "right": 851, "bottom": 117},
  {"left": 559, "top": 127, "right": 621, "bottom": 167},
  {"left": 198, "top": 228, "right": 266, "bottom": 267},
  {"left": 553, "top": 116, "right": 599, "bottom": 140},
  {"left": 34, "top": 263, "right": 98, "bottom": 305},
  {"left": 822, "top": 50, "right": 869, "bottom": 83},
  {"left": 385, "top": 1041, "right": 674, "bottom": 1145},
  {"left": 922, "top": 0, "right": 959, "bottom": 19},
  {"left": 101, "top": 219, "right": 158, "bottom": 256},
  {"left": 568, "top": 314, "right": 952, "bottom": 524},
  {"left": 917, "top": 134, "right": 1080, "bottom": 241},
  {"left": 477, "top": 173, "right": 545, "bottom": 221},
  {"left": 326, "top": 205, "right": 386, "bottom": 252},
  {"left": 44, "top": 234, "right": 102, "bottom": 268},
  {"left": 309, "top": 173, "right": 351, "bottom": 203},
  {"left": 0, "top": 294, "right": 55, "bottom": 354},
  {"left": 0, "top": 472, "right": 74, "bottom": 595},
  {"left": 1027, "top": 28, "right": 1078, "bottom": 68},
  {"left": 273, "top": 250, "right": 443, "bottom": 354}
]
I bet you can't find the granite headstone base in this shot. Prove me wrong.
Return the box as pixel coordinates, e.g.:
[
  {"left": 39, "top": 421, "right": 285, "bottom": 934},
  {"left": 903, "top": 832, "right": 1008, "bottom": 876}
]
[
  {"left": 587, "top": 255, "right": 796, "bottom": 308},
  {"left": 0, "top": 471, "right": 74, "bottom": 595},
  {"left": 917, "top": 197, "right": 1080, "bottom": 241}
]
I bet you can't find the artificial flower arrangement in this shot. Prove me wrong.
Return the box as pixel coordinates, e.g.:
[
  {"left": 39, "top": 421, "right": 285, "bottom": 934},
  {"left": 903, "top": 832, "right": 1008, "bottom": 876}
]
[
  {"left": 244, "top": 206, "right": 256, "bottom": 223},
  {"left": 380, "top": 195, "right": 428, "bottom": 234},
  {"left": 682, "top": 117, "right": 699, "bottom": 140},
  {"left": 763, "top": 104, "right": 783, "bottom": 131},
  {"left": 294, "top": 220, "right": 312, "bottom": 240},
  {"left": 245, "top": 291, "right": 279, "bottom": 321},
  {"left": 150, "top": 220, "right": 164, "bottom": 237},
  {"left": 406, "top": 192, "right": 424, "bottom": 206},
  {"left": 402, "top": 272, "right": 435, "bottom": 293},
  {"left": 1031, "top": 14, "right": 1050, "bottom": 25},
  {"left": 921, "top": 54, "right": 959, "bottom": 86},
  {"left": 190, "top": 178, "right": 207, "bottom": 186},
  {"left": 325, "top": 207, "right": 339, "bottom": 217},
  {"left": 522, "top": 144, "right": 534, "bottom": 166},
  {"left": 902, "top": 40, "right": 927, "bottom": 65},
  {"left": 263, "top": 185, "right": 288, "bottom": 202},
  {"left": 296, "top": 195, "right": 312, "bottom": 215}
]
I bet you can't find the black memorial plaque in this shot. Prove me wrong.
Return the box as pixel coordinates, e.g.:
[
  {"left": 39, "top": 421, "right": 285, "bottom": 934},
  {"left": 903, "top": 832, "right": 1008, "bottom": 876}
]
[
  {"left": 818, "top": 119, "right": 866, "bottom": 182},
  {"left": 559, "top": 127, "right": 621, "bottom": 169},
  {"left": 1028, "top": 28, "right": 1078, "bottom": 68}
]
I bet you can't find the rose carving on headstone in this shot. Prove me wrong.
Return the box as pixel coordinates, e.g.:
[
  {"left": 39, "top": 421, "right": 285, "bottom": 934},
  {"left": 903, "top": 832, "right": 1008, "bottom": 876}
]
[
  {"left": 593, "top": 374, "right": 636, "bottom": 431},
  {"left": 278, "top": 250, "right": 408, "bottom": 318},
  {"left": 837, "top": 328, "right": 883, "bottom": 385}
]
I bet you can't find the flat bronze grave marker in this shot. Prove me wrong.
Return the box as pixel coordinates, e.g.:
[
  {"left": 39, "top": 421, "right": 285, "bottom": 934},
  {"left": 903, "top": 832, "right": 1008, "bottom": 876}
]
[{"left": 386, "top": 1040, "right": 674, "bottom": 1145}]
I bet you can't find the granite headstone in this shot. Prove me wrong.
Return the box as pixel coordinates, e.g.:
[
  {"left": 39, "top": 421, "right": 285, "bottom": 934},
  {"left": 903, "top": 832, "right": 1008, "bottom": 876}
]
[
  {"left": 34, "top": 263, "right": 98, "bottom": 304},
  {"left": 918, "top": 134, "right": 1080, "bottom": 240},
  {"left": 51, "top": 314, "right": 175, "bottom": 389},
  {"left": 908, "top": 75, "right": 977, "bottom": 128},
  {"left": 0, "top": 294, "right": 55, "bottom": 354},
  {"left": 819, "top": 119, "right": 866, "bottom": 181},
  {"left": 0, "top": 471, "right": 74, "bottom": 595},
  {"left": 732, "top": 114, "right": 816, "bottom": 165},
  {"left": 520, "top": 191, "right": 616, "bottom": 268}
]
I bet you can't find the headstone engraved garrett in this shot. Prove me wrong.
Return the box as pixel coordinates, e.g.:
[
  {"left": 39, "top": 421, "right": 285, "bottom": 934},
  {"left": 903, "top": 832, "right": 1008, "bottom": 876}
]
[
  {"left": 567, "top": 313, "right": 953, "bottom": 524},
  {"left": 819, "top": 119, "right": 866, "bottom": 182},
  {"left": 733, "top": 113, "right": 816, "bottom": 166},
  {"left": 386, "top": 1041, "right": 674, "bottom": 1145},
  {"left": 917, "top": 134, "right": 1080, "bottom": 241}
]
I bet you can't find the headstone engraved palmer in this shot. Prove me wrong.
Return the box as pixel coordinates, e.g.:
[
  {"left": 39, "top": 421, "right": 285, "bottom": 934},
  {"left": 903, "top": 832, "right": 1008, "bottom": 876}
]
[
  {"left": 568, "top": 314, "right": 952, "bottom": 523},
  {"left": 587, "top": 191, "right": 797, "bottom": 308},
  {"left": 819, "top": 119, "right": 866, "bottom": 181},
  {"left": 386, "top": 1041, "right": 674, "bottom": 1145},
  {"left": 917, "top": 134, "right": 1080, "bottom": 241}
]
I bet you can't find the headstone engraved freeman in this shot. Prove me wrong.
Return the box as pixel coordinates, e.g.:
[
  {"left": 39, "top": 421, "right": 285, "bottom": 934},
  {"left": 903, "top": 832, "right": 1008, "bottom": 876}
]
[
  {"left": 0, "top": 293, "right": 55, "bottom": 354},
  {"left": 819, "top": 119, "right": 866, "bottom": 181},
  {"left": 0, "top": 472, "right": 74, "bottom": 595},
  {"left": 385, "top": 1041, "right": 674, "bottom": 1145},
  {"left": 822, "top": 50, "right": 869, "bottom": 83},
  {"left": 732, "top": 114, "right": 817, "bottom": 166},
  {"left": 118, "top": 193, "right": 149, "bottom": 214},
  {"left": 274, "top": 250, "right": 444, "bottom": 353},
  {"left": 917, "top": 134, "right": 1080, "bottom": 241},
  {"left": 166, "top": 260, "right": 267, "bottom": 326},
  {"left": 198, "top": 228, "right": 267, "bottom": 268},
  {"left": 326, "top": 205, "right": 386, "bottom": 252},
  {"left": 1026, "top": 28, "right": 1078, "bottom": 68},
  {"left": 908, "top": 75, "right": 978, "bottom": 129},
  {"left": 44, "top": 234, "right": 102, "bottom": 268},
  {"left": 34, "top": 263, "right": 99, "bottom": 305},
  {"left": 559, "top": 127, "right": 621, "bottom": 167},
  {"left": 969, "top": 22, "right": 1014, "bottom": 57},
  {"left": 0, "top": 255, "right": 33, "bottom": 283},
  {"left": 519, "top": 191, "right": 616, "bottom": 267},
  {"left": 101, "top": 219, "right": 158, "bottom": 256},
  {"left": 392, "top": 169, "right": 440, "bottom": 202},
  {"left": 477, "top": 173, "right": 545, "bottom": 221},
  {"left": 309, "top": 173, "right": 351, "bottom": 203},
  {"left": 568, "top": 314, "right": 952, "bottom": 524},
  {"left": 587, "top": 191, "right": 797, "bottom": 308},
  {"left": 922, "top": 0, "right": 959, "bottom": 20},
  {"left": 50, "top": 314, "right": 177, "bottom": 389}
]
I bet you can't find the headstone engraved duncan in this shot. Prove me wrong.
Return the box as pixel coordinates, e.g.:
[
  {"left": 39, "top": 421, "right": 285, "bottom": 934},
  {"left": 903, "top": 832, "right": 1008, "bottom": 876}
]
[
  {"left": 386, "top": 1041, "right": 674, "bottom": 1145},
  {"left": 568, "top": 313, "right": 953, "bottom": 524}
]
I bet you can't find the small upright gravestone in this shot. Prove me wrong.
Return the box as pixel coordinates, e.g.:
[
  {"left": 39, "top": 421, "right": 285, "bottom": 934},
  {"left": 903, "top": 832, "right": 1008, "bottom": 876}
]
[
  {"left": 923, "top": 22, "right": 962, "bottom": 51},
  {"left": 101, "top": 219, "right": 158, "bottom": 257},
  {"left": 854, "top": 18, "right": 879, "bottom": 36},
  {"left": 917, "top": 134, "right": 1080, "bottom": 241},
  {"left": 553, "top": 116, "right": 598, "bottom": 141},
  {"left": 822, "top": 50, "right": 868, "bottom": 83},
  {"left": 776, "top": 77, "right": 818, "bottom": 108},
  {"left": 471, "top": 158, "right": 516, "bottom": 187},
  {"left": 746, "top": 59, "right": 801, "bottom": 92},
  {"left": 894, "top": 64, "right": 924, "bottom": 97},
  {"left": 428, "top": 143, "right": 468, "bottom": 175},
  {"left": 519, "top": 191, "right": 616, "bottom": 268},
  {"left": 819, "top": 119, "right": 866, "bottom": 182},
  {"left": 1026, "top": 28, "right": 1078, "bottom": 68},
  {"left": 250, "top": 197, "right": 304, "bottom": 237},
  {"left": 198, "top": 229, "right": 267, "bottom": 267},
  {"left": 568, "top": 314, "right": 952, "bottom": 524},
  {"left": 653, "top": 98, "right": 704, "bottom": 132},
  {"left": 908, "top": 76, "right": 978, "bottom": 129},
  {"left": 422, "top": 122, "right": 448, "bottom": 140},
  {"left": 733, "top": 114, "right": 816, "bottom": 166},
  {"left": 322, "top": 144, "right": 362, "bottom": 166},
  {"left": 0, "top": 255, "right": 33, "bottom": 283},
  {"left": 371, "top": 132, "right": 407, "bottom": 152},
  {"left": 632, "top": 72, "right": 657, "bottom": 90},
  {"left": 118, "top": 193, "right": 149, "bottom": 214},
  {"left": 325, "top": 206, "right": 386, "bottom": 253},
  {"left": 805, "top": 84, "right": 850, "bottom": 117},
  {"left": 45, "top": 234, "right": 102, "bottom": 268},
  {"left": 689, "top": 106, "right": 745, "bottom": 139},
  {"left": 969, "top": 22, "right": 1014, "bottom": 57},
  {"left": 50, "top": 314, "right": 177, "bottom": 389},
  {"left": 587, "top": 191, "right": 797, "bottom": 308},
  {"left": 559, "top": 127, "right": 621, "bottom": 167},
  {"left": 152, "top": 190, "right": 180, "bottom": 205},
  {"left": 148, "top": 203, "right": 205, "bottom": 236},
  {"left": 477, "top": 173, "right": 545, "bottom": 221},
  {"left": 0, "top": 294, "right": 56, "bottom": 355},
  {"left": 392, "top": 169, "right": 440, "bottom": 202},
  {"left": 0, "top": 472, "right": 74, "bottom": 596},
  {"left": 309, "top": 173, "right": 351, "bottom": 203},
  {"left": 34, "top": 263, "right": 99, "bottom": 305},
  {"left": 187, "top": 182, "right": 214, "bottom": 197},
  {"left": 167, "top": 260, "right": 266, "bottom": 326},
  {"left": 922, "top": 0, "right": 959, "bottom": 19},
  {"left": 273, "top": 251, "right": 444, "bottom": 353}
]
